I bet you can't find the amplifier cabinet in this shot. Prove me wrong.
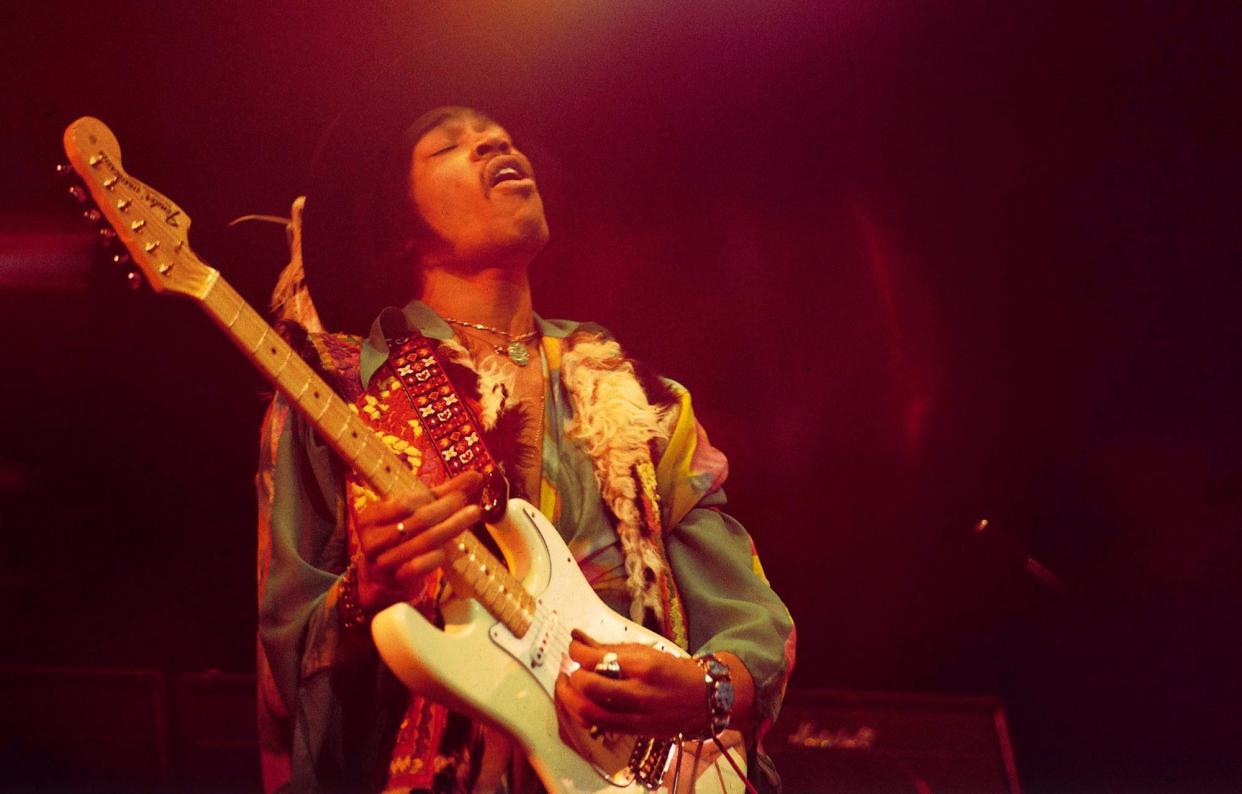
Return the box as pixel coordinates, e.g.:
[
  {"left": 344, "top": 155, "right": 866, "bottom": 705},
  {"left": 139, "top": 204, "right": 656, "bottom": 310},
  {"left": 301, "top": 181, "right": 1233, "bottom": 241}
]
[
  {"left": 765, "top": 689, "right": 1021, "bottom": 794},
  {"left": 0, "top": 666, "right": 170, "bottom": 787}
]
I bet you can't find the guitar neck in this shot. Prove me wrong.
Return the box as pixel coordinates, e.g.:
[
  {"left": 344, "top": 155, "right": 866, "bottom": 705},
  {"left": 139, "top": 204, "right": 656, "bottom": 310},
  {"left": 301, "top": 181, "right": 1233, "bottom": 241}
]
[
  {"left": 59, "top": 115, "right": 531, "bottom": 637},
  {"left": 198, "top": 275, "right": 534, "bottom": 636},
  {"left": 200, "top": 274, "right": 407, "bottom": 494}
]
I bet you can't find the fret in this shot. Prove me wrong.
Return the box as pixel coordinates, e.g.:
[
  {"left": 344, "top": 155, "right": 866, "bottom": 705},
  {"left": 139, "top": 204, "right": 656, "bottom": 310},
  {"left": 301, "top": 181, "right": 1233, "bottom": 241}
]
[
  {"left": 201, "top": 277, "right": 236, "bottom": 329},
  {"left": 335, "top": 434, "right": 358, "bottom": 463},
  {"left": 347, "top": 434, "right": 375, "bottom": 470},
  {"left": 500, "top": 597, "right": 526, "bottom": 631},
  {"left": 475, "top": 571, "right": 500, "bottom": 605},
  {"left": 312, "top": 391, "right": 334, "bottom": 421},
  {"left": 269, "top": 341, "right": 293, "bottom": 375},
  {"left": 362, "top": 452, "right": 386, "bottom": 479},
  {"left": 371, "top": 471, "right": 395, "bottom": 498},
  {"left": 289, "top": 355, "right": 315, "bottom": 385},
  {"left": 250, "top": 324, "right": 271, "bottom": 356},
  {"left": 382, "top": 464, "right": 419, "bottom": 499},
  {"left": 343, "top": 420, "right": 369, "bottom": 455},
  {"left": 501, "top": 596, "right": 527, "bottom": 629},
  {"left": 230, "top": 305, "right": 266, "bottom": 356},
  {"left": 318, "top": 399, "right": 344, "bottom": 426},
  {"left": 219, "top": 287, "right": 244, "bottom": 329},
  {"left": 263, "top": 341, "right": 292, "bottom": 379},
  {"left": 452, "top": 556, "right": 478, "bottom": 591},
  {"left": 372, "top": 458, "right": 402, "bottom": 496},
  {"left": 283, "top": 368, "right": 311, "bottom": 401},
  {"left": 329, "top": 411, "right": 352, "bottom": 442}
]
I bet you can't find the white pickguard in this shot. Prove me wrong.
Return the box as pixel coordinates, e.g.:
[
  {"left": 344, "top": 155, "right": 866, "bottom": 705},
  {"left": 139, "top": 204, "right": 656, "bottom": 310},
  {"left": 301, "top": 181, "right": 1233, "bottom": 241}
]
[{"left": 371, "top": 498, "right": 746, "bottom": 793}]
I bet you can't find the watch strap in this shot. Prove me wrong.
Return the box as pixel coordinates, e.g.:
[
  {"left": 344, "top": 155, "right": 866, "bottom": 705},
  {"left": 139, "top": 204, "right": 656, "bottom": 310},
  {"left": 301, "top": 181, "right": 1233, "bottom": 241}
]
[{"left": 692, "top": 653, "right": 734, "bottom": 739}]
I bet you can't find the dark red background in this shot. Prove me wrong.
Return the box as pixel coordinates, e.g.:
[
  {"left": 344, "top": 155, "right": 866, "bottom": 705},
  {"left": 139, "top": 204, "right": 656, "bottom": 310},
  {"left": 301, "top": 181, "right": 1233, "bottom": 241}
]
[{"left": 2, "top": 2, "right": 1240, "bottom": 790}]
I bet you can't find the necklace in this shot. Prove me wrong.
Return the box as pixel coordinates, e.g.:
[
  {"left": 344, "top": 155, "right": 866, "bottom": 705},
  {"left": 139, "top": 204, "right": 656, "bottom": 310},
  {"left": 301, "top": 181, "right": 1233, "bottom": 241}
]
[{"left": 443, "top": 317, "right": 539, "bottom": 366}]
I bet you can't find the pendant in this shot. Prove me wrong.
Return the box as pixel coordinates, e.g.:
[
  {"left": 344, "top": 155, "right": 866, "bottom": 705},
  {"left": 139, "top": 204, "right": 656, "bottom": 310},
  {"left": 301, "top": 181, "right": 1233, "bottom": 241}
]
[{"left": 506, "top": 340, "right": 530, "bottom": 366}]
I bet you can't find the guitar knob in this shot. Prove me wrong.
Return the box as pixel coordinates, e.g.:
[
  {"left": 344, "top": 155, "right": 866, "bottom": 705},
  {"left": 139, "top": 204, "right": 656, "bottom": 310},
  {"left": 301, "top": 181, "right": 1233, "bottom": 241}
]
[
  {"left": 68, "top": 184, "right": 88, "bottom": 204},
  {"left": 112, "top": 253, "right": 130, "bottom": 265},
  {"left": 125, "top": 270, "right": 143, "bottom": 290},
  {"left": 83, "top": 208, "right": 102, "bottom": 224},
  {"left": 55, "top": 163, "right": 76, "bottom": 178},
  {"left": 98, "top": 227, "right": 117, "bottom": 244}
]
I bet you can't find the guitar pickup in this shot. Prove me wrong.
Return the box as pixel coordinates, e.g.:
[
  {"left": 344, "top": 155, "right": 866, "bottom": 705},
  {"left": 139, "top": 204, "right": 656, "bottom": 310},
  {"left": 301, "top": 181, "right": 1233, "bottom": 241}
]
[{"left": 529, "top": 610, "right": 560, "bottom": 669}]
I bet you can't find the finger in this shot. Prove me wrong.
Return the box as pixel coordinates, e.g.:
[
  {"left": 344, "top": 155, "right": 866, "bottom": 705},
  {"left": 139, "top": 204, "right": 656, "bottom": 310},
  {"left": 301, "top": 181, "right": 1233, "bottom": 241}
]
[
  {"left": 356, "top": 493, "right": 426, "bottom": 530},
  {"left": 380, "top": 504, "right": 482, "bottom": 572},
  {"left": 557, "top": 673, "right": 645, "bottom": 735},
  {"left": 364, "top": 491, "right": 471, "bottom": 556},
  {"left": 356, "top": 470, "right": 481, "bottom": 532},
  {"left": 567, "top": 641, "right": 655, "bottom": 680},
  {"left": 569, "top": 668, "right": 648, "bottom": 713},
  {"left": 392, "top": 549, "right": 447, "bottom": 587},
  {"left": 430, "top": 469, "right": 485, "bottom": 499},
  {"left": 570, "top": 628, "right": 603, "bottom": 648},
  {"left": 555, "top": 672, "right": 597, "bottom": 729},
  {"left": 567, "top": 639, "right": 606, "bottom": 669},
  {"left": 556, "top": 702, "right": 577, "bottom": 750}
]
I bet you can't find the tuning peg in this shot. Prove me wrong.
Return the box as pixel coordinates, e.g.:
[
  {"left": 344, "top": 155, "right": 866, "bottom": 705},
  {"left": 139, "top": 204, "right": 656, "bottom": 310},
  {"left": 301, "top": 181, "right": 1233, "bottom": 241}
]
[
  {"left": 68, "top": 184, "right": 88, "bottom": 204},
  {"left": 83, "top": 208, "right": 102, "bottom": 224},
  {"left": 125, "top": 270, "right": 144, "bottom": 291},
  {"left": 112, "top": 252, "right": 130, "bottom": 266},
  {"left": 98, "top": 227, "right": 117, "bottom": 244},
  {"left": 55, "top": 163, "right": 76, "bottom": 178}
]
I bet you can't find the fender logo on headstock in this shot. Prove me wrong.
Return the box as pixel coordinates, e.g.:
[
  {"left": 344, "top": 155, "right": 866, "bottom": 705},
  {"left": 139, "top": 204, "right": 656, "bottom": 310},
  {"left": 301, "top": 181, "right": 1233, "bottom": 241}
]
[{"left": 92, "top": 149, "right": 181, "bottom": 227}]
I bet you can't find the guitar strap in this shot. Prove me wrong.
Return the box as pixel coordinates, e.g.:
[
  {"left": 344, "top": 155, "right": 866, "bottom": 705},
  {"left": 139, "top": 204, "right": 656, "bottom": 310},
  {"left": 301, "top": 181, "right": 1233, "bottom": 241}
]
[
  {"left": 381, "top": 331, "right": 510, "bottom": 521},
  {"left": 368, "top": 329, "right": 519, "bottom": 792}
]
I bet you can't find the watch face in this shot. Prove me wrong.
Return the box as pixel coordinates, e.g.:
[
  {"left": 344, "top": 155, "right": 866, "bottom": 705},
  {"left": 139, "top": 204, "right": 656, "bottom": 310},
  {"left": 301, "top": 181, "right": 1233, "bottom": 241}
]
[{"left": 712, "top": 681, "right": 735, "bottom": 713}]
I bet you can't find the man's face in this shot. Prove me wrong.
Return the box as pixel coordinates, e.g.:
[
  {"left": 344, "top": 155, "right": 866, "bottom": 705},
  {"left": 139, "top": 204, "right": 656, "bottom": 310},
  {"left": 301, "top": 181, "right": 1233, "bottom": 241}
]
[{"left": 408, "top": 110, "right": 549, "bottom": 269}]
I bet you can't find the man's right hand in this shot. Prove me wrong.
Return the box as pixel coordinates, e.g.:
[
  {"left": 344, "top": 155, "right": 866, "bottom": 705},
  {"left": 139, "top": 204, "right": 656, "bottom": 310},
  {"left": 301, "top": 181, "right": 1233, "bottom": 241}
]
[{"left": 353, "top": 470, "right": 485, "bottom": 611}]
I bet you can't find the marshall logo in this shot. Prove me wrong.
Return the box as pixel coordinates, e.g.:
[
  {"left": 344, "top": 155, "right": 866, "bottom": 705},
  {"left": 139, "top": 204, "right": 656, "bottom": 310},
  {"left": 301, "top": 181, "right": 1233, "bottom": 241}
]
[{"left": 786, "top": 720, "right": 877, "bottom": 751}]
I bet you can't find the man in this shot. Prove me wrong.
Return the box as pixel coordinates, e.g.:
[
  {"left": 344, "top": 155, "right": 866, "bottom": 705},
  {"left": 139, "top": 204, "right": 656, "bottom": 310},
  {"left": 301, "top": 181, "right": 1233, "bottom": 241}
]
[{"left": 257, "top": 100, "right": 794, "bottom": 792}]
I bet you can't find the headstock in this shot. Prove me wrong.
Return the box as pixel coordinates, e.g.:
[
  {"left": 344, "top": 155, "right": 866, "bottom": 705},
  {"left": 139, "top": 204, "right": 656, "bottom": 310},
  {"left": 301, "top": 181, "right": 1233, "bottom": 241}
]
[{"left": 62, "top": 116, "right": 216, "bottom": 299}]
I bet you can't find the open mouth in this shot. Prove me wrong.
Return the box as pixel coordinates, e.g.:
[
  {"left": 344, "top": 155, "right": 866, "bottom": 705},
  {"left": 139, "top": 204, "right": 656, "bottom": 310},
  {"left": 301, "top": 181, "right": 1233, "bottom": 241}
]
[{"left": 487, "top": 155, "right": 532, "bottom": 189}]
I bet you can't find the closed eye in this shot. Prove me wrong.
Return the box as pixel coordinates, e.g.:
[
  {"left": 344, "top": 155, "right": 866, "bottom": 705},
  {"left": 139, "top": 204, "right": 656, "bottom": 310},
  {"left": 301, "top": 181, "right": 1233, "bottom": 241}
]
[{"left": 432, "top": 144, "right": 456, "bottom": 156}]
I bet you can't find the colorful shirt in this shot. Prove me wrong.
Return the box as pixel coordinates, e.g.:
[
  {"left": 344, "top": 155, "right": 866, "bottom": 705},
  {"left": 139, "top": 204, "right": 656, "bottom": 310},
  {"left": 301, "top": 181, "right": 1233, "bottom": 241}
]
[{"left": 256, "top": 301, "right": 796, "bottom": 792}]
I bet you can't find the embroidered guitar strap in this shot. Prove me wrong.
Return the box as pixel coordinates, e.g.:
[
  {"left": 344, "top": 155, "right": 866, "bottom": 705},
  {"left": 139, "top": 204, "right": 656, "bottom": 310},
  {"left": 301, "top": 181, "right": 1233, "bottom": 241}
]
[
  {"left": 364, "top": 331, "right": 518, "bottom": 792},
  {"left": 383, "top": 332, "right": 510, "bottom": 521}
]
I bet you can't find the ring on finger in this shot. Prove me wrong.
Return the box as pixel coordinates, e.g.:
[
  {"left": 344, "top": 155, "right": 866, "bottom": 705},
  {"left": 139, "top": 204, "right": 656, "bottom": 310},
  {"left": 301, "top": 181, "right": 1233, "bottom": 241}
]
[{"left": 593, "top": 651, "right": 623, "bottom": 679}]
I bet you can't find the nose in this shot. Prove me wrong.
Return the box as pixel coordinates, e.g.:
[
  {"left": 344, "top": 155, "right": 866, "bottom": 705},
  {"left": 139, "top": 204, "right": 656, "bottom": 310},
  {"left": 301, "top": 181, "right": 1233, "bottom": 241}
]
[{"left": 472, "top": 132, "right": 512, "bottom": 158}]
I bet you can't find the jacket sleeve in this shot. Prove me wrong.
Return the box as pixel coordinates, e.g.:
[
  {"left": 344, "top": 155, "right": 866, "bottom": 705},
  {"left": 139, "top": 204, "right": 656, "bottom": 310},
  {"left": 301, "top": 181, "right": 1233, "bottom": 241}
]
[
  {"left": 255, "top": 396, "right": 403, "bottom": 792},
  {"left": 655, "top": 384, "right": 797, "bottom": 735}
]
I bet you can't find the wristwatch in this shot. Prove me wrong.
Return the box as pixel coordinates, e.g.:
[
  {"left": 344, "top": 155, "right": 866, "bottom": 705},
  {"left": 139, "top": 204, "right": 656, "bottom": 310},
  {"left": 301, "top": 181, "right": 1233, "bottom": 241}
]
[{"left": 693, "top": 653, "right": 734, "bottom": 738}]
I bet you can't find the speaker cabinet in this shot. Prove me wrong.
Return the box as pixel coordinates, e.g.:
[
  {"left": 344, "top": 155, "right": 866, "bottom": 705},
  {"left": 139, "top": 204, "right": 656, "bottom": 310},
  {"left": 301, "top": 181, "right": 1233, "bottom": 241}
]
[
  {"left": 171, "top": 671, "right": 261, "bottom": 791},
  {"left": 0, "top": 666, "right": 170, "bottom": 787},
  {"left": 766, "top": 689, "right": 1021, "bottom": 793}
]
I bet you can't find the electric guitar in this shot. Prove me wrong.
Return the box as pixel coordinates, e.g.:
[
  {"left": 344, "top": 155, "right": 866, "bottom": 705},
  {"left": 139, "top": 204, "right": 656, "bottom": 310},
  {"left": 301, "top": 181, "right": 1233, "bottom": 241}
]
[{"left": 61, "top": 116, "right": 746, "bottom": 793}]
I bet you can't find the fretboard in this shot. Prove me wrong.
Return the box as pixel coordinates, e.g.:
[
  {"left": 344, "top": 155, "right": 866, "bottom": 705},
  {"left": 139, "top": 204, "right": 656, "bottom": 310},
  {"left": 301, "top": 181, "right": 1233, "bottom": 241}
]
[{"left": 197, "top": 274, "right": 534, "bottom": 636}]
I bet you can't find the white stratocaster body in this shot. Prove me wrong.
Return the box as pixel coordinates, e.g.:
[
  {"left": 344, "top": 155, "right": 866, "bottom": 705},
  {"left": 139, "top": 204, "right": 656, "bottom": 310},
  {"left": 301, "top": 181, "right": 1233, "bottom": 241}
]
[{"left": 372, "top": 499, "right": 746, "bottom": 794}]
